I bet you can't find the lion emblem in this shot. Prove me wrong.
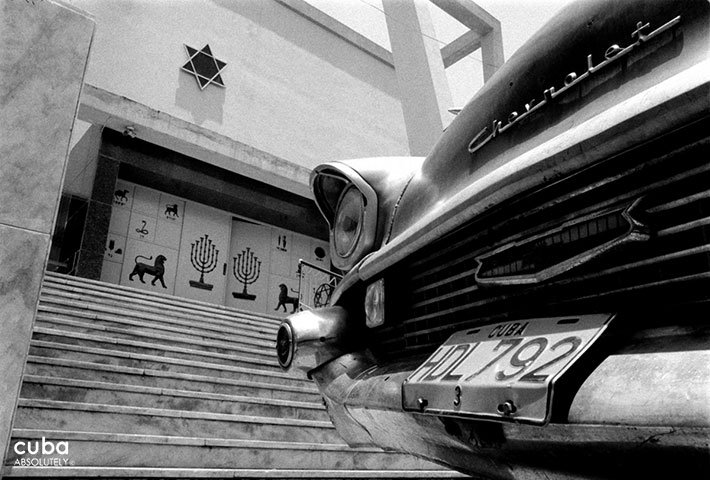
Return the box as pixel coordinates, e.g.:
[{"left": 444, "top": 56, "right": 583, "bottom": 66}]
[
  {"left": 129, "top": 255, "right": 167, "bottom": 288},
  {"left": 164, "top": 204, "right": 179, "bottom": 218},
  {"left": 114, "top": 189, "right": 130, "bottom": 205},
  {"left": 275, "top": 284, "right": 299, "bottom": 313}
]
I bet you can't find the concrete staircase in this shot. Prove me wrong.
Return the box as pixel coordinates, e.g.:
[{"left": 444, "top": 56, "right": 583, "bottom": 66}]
[{"left": 3, "top": 272, "right": 464, "bottom": 478}]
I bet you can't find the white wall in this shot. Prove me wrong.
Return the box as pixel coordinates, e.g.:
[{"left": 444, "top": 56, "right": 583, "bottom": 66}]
[{"left": 66, "top": 0, "right": 409, "bottom": 168}]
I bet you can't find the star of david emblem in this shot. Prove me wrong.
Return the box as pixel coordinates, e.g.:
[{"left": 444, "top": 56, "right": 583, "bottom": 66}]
[{"left": 181, "top": 44, "right": 226, "bottom": 90}]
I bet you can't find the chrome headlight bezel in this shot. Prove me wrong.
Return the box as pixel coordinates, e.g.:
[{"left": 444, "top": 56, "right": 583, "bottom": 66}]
[{"left": 312, "top": 164, "right": 378, "bottom": 271}]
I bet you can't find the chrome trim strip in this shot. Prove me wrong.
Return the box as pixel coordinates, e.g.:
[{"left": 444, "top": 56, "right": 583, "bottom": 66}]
[{"left": 467, "top": 16, "right": 681, "bottom": 155}]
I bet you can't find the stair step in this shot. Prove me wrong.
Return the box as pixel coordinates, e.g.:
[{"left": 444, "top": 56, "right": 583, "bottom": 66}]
[
  {"left": 14, "top": 399, "right": 341, "bottom": 443},
  {"left": 32, "top": 327, "right": 281, "bottom": 370},
  {"left": 28, "top": 340, "right": 308, "bottom": 387},
  {"left": 42, "top": 272, "right": 283, "bottom": 326},
  {"left": 37, "top": 303, "right": 275, "bottom": 348},
  {"left": 35, "top": 315, "right": 274, "bottom": 360},
  {"left": 40, "top": 290, "right": 277, "bottom": 340},
  {"left": 24, "top": 356, "right": 321, "bottom": 402},
  {"left": 41, "top": 281, "right": 284, "bottom": 330},
  {"left": 20, "top": 376, "right": 328, "bottom": 421},
  {"left": 13, "top": 274, "right": 458, "bottom": 477},
  {"left": 5, "top": 430, "right": 453, "bottom": 472}
]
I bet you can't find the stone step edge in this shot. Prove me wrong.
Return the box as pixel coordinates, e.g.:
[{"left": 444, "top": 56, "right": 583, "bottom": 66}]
[
  {"left": 26, "top": 356, "right": 319, "bottom": 395},
  {"left": 17, "top": 399, "right": 333, "bottom": 429},
  {"left": 9, "top": 429, "right": 369, "bottom": 452},
  {"left": 38, "top": 303, "right": 276, "bottom": 348},
  {"left": 43, "top": 272, "right": 283, "bottom": 324},
  {"left": 32, "top": 327, "right": 280, "bottom": 369},
  {"left": 2, "top": 467, "right": 463, "bottom": 478},
  {"left": 43, "top": 273, "right": 285, "bottom": 324},
  {"left": 41, "top": 282, "right": 283, "bottom": 329},
  {"left": 40, "top": 288, "right": 277, "bottom": 338},
  {"left": 40, "top": 290, "right": 277, "bottom": 339},
  {"left": 34, "top": 316, "right": 273, "bottom": 359},
  {"left": 29, "top": 339, "right": 302, "bottom": 384},
  {"left": 21, "top": 375, "right": 324, "bottom": 411}
]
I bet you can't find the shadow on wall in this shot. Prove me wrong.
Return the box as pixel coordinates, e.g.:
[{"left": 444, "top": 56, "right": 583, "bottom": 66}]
[{"left": 175, "top": 71, "right": 226, "bottom": 126}]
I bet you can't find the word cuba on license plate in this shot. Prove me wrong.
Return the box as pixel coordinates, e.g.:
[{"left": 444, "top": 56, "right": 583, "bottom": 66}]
[{"left": 402, "top": 314, "right": 613, "bottom": 424}]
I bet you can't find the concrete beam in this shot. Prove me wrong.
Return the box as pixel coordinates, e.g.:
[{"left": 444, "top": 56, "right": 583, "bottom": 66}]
[
  {"left": 77, "top": 84, "right": 313, "bottom": 199},
  {"left": 275, "top": 0, "right": 394, "bottom": 67},
  {"left": 481, "top": 24, "right": 504, "bottom": 82},
  {"left": 430, "top": 0, "right": 497, "bottom": 33},
  {"left": 432, "top": 0, "right": 504, "bottom": 79},
  {"left": 276, "top": 0, "right": 485, "bottom": 74},
  {"left": 442, "top": 29, "right": 482, "bottom": 68},
  {"left": 276, "top": 0, "right": 497, "bottom": 80}
]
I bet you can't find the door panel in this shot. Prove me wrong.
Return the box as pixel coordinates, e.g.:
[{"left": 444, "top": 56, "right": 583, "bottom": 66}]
[
  {"left": 174, "top": 201, "right": 231, "bottom": 304},
  {"left": 226, "top": 220, "right": 271, "bottom": 313}
]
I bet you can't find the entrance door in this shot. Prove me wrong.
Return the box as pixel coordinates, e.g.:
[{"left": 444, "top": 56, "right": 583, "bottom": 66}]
[{"left": 174, "top": 201, "right": 231, "bottom": 304}]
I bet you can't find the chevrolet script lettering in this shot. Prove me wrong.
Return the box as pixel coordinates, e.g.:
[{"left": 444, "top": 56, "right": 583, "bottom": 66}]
[{"left": 467, "top": 16, "right": 681, "bottom": 155}]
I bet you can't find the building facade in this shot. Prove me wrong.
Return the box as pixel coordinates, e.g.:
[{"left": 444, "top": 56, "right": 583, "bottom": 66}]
[{"left": 54, "top": 0, "right": 413, "bottom": 317}]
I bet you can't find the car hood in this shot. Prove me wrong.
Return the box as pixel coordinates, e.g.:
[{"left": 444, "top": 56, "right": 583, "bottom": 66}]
[{"left": 380, "top": 0, "right": 708, "bottom": 261}]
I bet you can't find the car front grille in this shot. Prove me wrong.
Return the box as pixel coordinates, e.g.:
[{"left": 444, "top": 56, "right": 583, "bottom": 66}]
[{"left": 375, "top": 118, "right": 710, "bottom": 361}]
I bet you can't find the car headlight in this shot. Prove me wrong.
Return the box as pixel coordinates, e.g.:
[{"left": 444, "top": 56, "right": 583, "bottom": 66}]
[
  {"left": 334, "top": 187, "right": 365, "bottom": 257},
  {"left": 311, "top": 163, "right": 379, "bottom": 271}
]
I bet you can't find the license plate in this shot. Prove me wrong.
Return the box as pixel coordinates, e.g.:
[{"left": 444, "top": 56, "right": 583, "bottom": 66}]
[{"left": 402, "top": 314, "right": 613, "bottom": 424}]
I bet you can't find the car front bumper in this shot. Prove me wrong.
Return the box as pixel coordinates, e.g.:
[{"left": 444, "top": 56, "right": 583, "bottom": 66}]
[{"left": 303, "top": 324, "right": 709, "bottom": 480}]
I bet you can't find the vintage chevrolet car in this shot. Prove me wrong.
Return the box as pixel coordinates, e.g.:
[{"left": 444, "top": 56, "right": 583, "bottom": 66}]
[{"left": 276, "top": 0, "right": 709, "bottom": 478}]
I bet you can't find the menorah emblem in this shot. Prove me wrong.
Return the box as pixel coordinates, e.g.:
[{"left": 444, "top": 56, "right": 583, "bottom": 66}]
[
  {"left": 188, "top": 234, "right": 219, "bottom": 291},
  {"left": 232, "top": 247, "right": 261, "bottom": 301}
]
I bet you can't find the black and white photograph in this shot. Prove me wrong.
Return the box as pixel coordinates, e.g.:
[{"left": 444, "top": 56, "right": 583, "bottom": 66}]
[{"left": 0, "top": 0, "right": 708, "bottom": 478}]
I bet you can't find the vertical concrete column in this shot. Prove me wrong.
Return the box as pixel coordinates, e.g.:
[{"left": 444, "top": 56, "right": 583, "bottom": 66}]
[
  {"left": 0, "top": 0, "right": 94, "bottom": 469},
  {"left": 481, "top": 25, "right": 504, "bottom": 82},
  {"left": 383, "top": 0, "right": 454, "bottom": 156},
  {"left": 75, "top": 154, "right": 119, "bottom": 280}
]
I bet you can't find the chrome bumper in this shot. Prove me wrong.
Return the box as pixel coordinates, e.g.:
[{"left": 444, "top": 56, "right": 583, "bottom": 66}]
[{"left": 308, "top": 341, "right": 710, "bottom": 479}]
